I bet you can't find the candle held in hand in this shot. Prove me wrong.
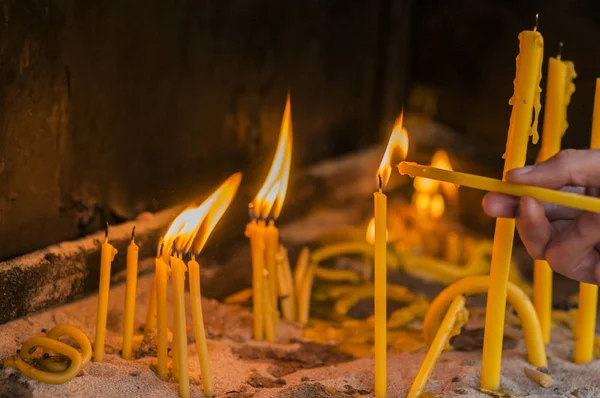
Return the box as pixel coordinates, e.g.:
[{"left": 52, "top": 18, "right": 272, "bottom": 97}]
[{"left": 397, "top": 162, "right": 600, "bottom": 214}]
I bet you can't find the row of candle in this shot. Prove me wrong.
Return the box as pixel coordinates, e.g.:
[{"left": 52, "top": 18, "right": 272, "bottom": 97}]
[{"left": 93, "top": 173, "right": 242, "bottom": 398}]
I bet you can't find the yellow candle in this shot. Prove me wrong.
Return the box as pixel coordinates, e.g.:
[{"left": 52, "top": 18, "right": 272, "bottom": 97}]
[
  {"left": 480, "top": 25, "right": 544, "bottom": 390},
  {"left": 276, "top": 246, "right": 297, "bottom": 321},
  {"left": 155, "top": 257, "right": 169, "bottom": 380},
  {"left": 374, "top": 190, "right": 387, "bottom": 398},
  {"left": 398, "top": 163, "right": 600, "bottom": 214},
  {"left": 145, "top": 275, "right": 157, "bottom": 333},
  {"left": 188, "top": 257, "right": 214, "bottom": 397},
  {"left": 574, "top": 78, "right": 600, "bottom": 364},
  {"left": 6, "top": 337, "right": 83, "bottom": 384},
  {"left": 265, "top": 220, "right": 280, "bottom": 332},
  {"left": 408, "top": 295, "right": 467, "bottom": 398},
  {"left": 246, "top": 220, "right": 266, "bottom": 340},
  {"left": 170, "top": 256, "right": 189, "bottom": 397},
  {"left": 534, "top": 53, "right": 576, "bottom": 344},
  {"left": 93, "top": 229, "right": 118, "bottom": 362},
  {"left": 122, "top": 228, "right": 139, "bottom": 360},
  {"left": 263, "top": 270, "right": 276, "bottom": 342},
  {"left": 45, "top": 324, "right": 92, "bottom": 367}
]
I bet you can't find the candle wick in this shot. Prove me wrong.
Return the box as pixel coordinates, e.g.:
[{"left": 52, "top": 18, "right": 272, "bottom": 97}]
[
  {"left": 534, "top": 13, "right": 539, "bottom": 31},
  {"left": 159, "top": 242, "right": 165, "bottom": 257},
  {"left": 377, "top": 174, "right": 383, "bottom": 192},
  {"left": 131, "top": 226, "right": 136, "bottom": 242},
  {"left": 104, "top": 222, "right": 109, "bottom": 239},
  {"left": 190, "top": 252, "right": 196, "bottom": 262},
  {"left": 557, "top": 42, "right": 563, "bottom": 60}
]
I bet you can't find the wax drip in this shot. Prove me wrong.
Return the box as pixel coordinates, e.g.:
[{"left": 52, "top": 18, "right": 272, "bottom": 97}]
[{"left": 561, "top": 60, "right": 577, "bottom": 137}]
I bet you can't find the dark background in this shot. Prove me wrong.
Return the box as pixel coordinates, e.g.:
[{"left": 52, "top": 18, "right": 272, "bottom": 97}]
[{"left": 1, "top": 0, "right": 599, "bottom": 260}]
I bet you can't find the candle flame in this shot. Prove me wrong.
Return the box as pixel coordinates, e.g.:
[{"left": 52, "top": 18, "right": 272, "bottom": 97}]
[
  {"left": 377, "top": 112, "right": 409, "bottom": 189},
  {"left": 429, "top": 193, "right": 446, "bottom": 219},
  {"left": 431, "top": 150, "right": 458, "bottom": 204},
  {"left": 366, "top": 217, "right": 388, "bottom": 245},
  {"left": 251, "top": 94, "right": 293, "bottom": 220},
  {"left": 163, "top": 172, "right": 242, "bottom": 256}
]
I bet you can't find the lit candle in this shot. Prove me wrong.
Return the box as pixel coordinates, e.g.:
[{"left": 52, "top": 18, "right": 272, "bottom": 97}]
[
  {"left": 93, "top": 224, "right": 118, "bottom": 362},
  {"left": 574, "top": 78, "right": 600, "bottom": 364},
  {"left": 155, "top": 251, "right": 169, "bottom": 380},
  {"left": 246, "top": 219, "right": 266, "bottom": 340},
  {"left": 248, "top": 93, "right": 292, "bottom": 341},
  {"left": 534, "top": 46, "right": 577, "bottom": 344},
  {"left": 170, "top": 255, "right": 190, "bottom": 397},
  {"left": 374, "top": 113, "right": 409, "bottom": 398},
  {"left": 398, "top": 162, "right": 600, "bottom": 213},
  {"left": 408, "top": 295, "right": 467, "bottom": 398},
  {"left": 122, "top": 227, "right": 139, "bottom": 360},
  {"left": 481, "top": 19, "right": 544, "bottom": 390}
]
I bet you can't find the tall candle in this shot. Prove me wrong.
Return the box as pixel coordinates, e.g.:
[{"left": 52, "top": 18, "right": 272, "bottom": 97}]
[
  {"left": 247, "top": 220, "right": 266, "bottom": 340},
  {"left": 122, "top": 227, "right": 139, "bottom": 360},
  {"left": 374, "top": 188, "right": 387, "bottom": 398},
  {"left": 534, "top": 51, "right": 576, "bottom": 344},
  {"left": 481, "top": 24, "right": 544, "bottom": 390},
  {"left": 170, "top": 256, "right": 189, "bottom": 397},
  {"left": 574, "top": 78, "right": 600, "bottom": 364},
  {"left": 93, "top": 226, "right": 118, "bottom": 362},
  {"left": 188, "top": 257, "right": 214, "bottom": 397},
  {"left": 155, "top": 256, "right": 169, "bottom": 380}
]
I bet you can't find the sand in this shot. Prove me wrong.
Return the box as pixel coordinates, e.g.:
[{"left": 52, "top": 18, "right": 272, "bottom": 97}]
[{"left": 1, "top": 269, "right": 600, "bottom": 398}]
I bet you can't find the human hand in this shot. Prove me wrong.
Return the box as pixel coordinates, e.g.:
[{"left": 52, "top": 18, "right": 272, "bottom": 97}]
[{"left": 482, "top": 149, "right": 600, "bottom": 284}]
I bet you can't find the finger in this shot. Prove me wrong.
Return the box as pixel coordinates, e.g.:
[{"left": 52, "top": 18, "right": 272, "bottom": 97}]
[
  {"left": 483, "top": 192, "right": 518, "bottom": 218},
  {"left": 515, "top": 197, "right": 551, "bottom": 259},
  {"left": 483, "top": 189, "right": 584, "bottom": 220},
  {"left": 506, "top": 149, "right": 600, "bottom": 189},
  {"left": 546, "top": 212, "right": 600, "bottom": 283}
]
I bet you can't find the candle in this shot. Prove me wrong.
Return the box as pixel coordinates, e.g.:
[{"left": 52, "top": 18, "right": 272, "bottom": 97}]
[
  {"left": 93, "top": 224, "right": 118, "bottom": 362},
  {"left": 155, "top": 254, "right": 169, "bottom": 380},
  {"left": 374, "top": 113, "right": 409, "bottom": 398},
  {"left": 248, "top": 93, "right": 293, "bottom": 341},
  {"left": 122, "top": 227, "right": 139, "bottom": 360},
  {"left": 188, "top": 256, "right": 214, "bottom": 397},
  {"left": 265, "top": 220, "right": 280, "bottom": 331},
  {"left": 5, "top": 337, "right": 83, "bottom": 384},
  {"left": 246, "top": 220, "right": 266, "bottom": 340},
  {"left": 398, "top": 162, "right": 600, "bottom": 214},
  {"left": 480, "top": 22, "right": 544, "bottom": 390},
  {"left": 45, "top": 324, "right": 92, "bottom": 367},
  {"left": 276, "top": 246, "right": 297, "bottom": 321},
  {"left": 534, "top": 48, "right": 577, "bottom": 344},
  {"left": 574, "top": 78, "right": 600, "bottom": 364},
  {"left": 144, "top": 275, "right": 157, "bottom": 333},
  {"left": 408, "top": 295, "right": 467, "bottom": 398},
  {"left": 422, "top": 276, "right": 547, "bottom": 368},
  {"left": 170, "top": 256, "right": 190, "bottom": 397},
  {"left": 374, "top": 188, "right": 387, "bottom": 398}
]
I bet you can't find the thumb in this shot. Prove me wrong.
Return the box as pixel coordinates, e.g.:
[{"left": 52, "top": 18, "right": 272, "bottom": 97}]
[{"left": 506, "top": 149, "right": 600, "bottom": 189}]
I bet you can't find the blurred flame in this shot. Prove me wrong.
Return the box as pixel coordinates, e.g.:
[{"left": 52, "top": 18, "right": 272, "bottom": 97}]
[
  {"left": 251, "top": 94, "right": 292, "bottom": 219},
  {"left": 162, "top": 172, "right": 242, "bottom": 256},
  {"left": 431, "top": 149, "right": 458, "bottom": 203},
  {"left": 430, "top": 193, "right": 445, "bottom": 219},
  {"left": 377, "top": 112, "right": 409, "bottom": 189},
  {"left": 414, "top": 176, "right": 438, "bottom": 194},
  {"left": 366, "top": 217, "right": 388, "bottom": 245}
]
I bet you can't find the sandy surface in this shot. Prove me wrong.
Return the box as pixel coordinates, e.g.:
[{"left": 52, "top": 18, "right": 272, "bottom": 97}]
[{"left": 1, "top": 270, "right": 600, "bottom": 398}]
